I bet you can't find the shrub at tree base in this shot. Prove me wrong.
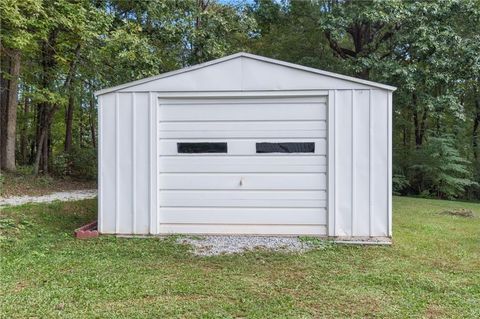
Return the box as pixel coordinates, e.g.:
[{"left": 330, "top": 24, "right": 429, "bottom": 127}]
[
  {"left": 406, "top": 135, "right": 478, "bottom": 199},
  {"left": 51, "top": 147, "right": 97, "bottom": 180}
]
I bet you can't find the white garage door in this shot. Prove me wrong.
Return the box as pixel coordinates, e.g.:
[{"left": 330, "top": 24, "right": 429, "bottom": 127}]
[{"left": 157, "top": 96, "right": 328, "bottom": 235}]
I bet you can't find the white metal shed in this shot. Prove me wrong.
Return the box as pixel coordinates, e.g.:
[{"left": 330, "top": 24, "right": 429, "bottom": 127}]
[{"left": 95, "top": 52, "right": 395, "bottom": 239}]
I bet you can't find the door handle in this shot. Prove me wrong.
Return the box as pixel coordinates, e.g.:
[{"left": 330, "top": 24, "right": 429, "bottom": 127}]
[{"left": 239, "top": 177, "right": 244, "bottom": 186}]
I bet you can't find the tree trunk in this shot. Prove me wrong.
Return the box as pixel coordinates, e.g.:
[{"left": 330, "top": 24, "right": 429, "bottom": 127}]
[
  {"left": 1, "top": 49, "right": 21, "bottom": 171},
  {"left": 473, "top": 90, "right": 480, "bottom": 161},
  {"left": 412, "top": 93, "right": 427, "bottom": 148},
  {"left": 63, "top": 44, "right": 81, "bottom": 153},
  {"left": 29, "top": 105, "right": 37, "bottom": 163},
  {"left": 33, "top": 123, "right": 49, "bottom": 175},
  {"left": 41, "top": 118, "right": 49, "bottom": 173},
  {"left": 33, "top": 103, "right": 58, "bottom": 175},
  {"left": 64, "top": 90, "right": 74, "bottom": 152},
  {"left": 89, "top": 92, "right": 96, "bottom": 149},
  {"left": 0, "top": 52, "right": 8, "bottom": 168},
  {"left": 33, "top": 30, "right": 58, "bottom": 175},
  {"left": 192, "top": 0, "right": 209, "bottom": 63},
  {"left": 19, "top": 91, "right": 30, "bottom": 164},
  {"left": 413, "top": 110, "right": 427, "bottom": 147}
]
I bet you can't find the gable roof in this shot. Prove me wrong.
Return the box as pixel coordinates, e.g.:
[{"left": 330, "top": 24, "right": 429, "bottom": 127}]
[{"left": 95, "top": 52, "right": 396, "bottom": 96}]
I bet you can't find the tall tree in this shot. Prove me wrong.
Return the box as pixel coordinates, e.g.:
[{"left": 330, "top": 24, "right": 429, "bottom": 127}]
[
  {"left": 64, "top": 43, "right": 81, "bottom": 153},
  {"left": 0, "top": 48, "right": 20, "bottom": 171},
  {"left": 0, "top": 0, "right": 42, "bottom": 171}
]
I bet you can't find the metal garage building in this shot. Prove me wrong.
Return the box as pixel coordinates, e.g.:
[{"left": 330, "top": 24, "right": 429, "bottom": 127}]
[{"left": 95, "top": 52, "right": 395, "bottom": 239}]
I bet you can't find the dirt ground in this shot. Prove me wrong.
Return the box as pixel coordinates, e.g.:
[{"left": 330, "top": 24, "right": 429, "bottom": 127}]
[{"left": 1, "top": 172, "right": 96, "bottom": 198}]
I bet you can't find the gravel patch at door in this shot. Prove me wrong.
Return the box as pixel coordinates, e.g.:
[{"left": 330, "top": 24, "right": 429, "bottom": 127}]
[
  {"left": 0, "top": 189, "right": 97, "bottom": 207},
  {"left": 177, "top": 235, "right": 318, "bottom": 256}
]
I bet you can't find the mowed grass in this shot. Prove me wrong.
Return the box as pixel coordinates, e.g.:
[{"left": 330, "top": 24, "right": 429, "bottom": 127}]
[{"left": 0, "top": 197, "right": 479, "bottom": 318}]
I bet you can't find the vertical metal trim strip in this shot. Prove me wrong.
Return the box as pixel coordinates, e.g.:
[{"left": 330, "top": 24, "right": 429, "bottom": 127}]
[
  {"left": 333, "top": 90, "right": 338, "bottom": 236},
  {"left": 387, "top": 92, "right": 393, "bottom": 237},
  {"left": 115, "top": 93, "right": 120, "bottom": 234},
  {"left": 327, "top": 90, "right": 336, "bottom": 237},
  {"left": 154, "top": 94, "right": 159, "bottom": 235},
  {"left": 131, "top": 93, "right": 136, "bottom": 234},
  {"left": 148, "top": 92, "right": 154, "bottom": 234},
  {"left": 351, "top": 90, "right": 356, "bottom": 236},
  {"left": 369, "top": 89, "right": 374, "bottom": 237},
  {"left": 98, "top": 96, "right": 103, "bottom": 232}
]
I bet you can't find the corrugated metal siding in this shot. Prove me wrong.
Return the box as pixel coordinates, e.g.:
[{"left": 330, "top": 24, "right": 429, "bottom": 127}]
[
  {"left": 98, "top": 92, "right": 152, "bottom": 234},
  {"left": 328, "top": 89, "right": 390, "bottom": 237}
]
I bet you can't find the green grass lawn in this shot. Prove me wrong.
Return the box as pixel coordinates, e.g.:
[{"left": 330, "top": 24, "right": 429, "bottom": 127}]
[{"left": 1, "top": 197, "right": 479, "bottom": 318}]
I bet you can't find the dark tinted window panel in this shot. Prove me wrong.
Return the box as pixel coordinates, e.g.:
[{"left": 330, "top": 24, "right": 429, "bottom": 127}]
[
  {"left": 256, "top": 142, "right": 315, "bottom": 153},
  {"left": 177, "top": 142, "right": 227, "bottom": 153}
]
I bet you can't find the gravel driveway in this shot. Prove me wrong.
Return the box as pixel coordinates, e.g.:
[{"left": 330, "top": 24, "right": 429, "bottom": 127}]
[
  {"left": 177, "top": 235, "right": 322, "bottom": 256},
  {"left": 0, "top": 189, "right": 97, "bottom": 207}
]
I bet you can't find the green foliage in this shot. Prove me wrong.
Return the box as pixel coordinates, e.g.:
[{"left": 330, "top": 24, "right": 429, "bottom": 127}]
[
  {"left": 0, "top": 173, "right": 4, "bottom": 194},
  {"left": 3, "top": 0, "right": 480, "bottom": 200},
  {"left": 409, "top": 135, "right": 477, "bottom": 199},
  {"left": 392, "top": 173, "right": 409, "bottom": 195},
  {"left": 0, "top": 0, "right": 43, "bottom": 50},
  {"left": 247, "top": 0, "right": 342, "bottom": 72},
  {"left": 51, "top": 147, "right": 97, "bottom": 180}
]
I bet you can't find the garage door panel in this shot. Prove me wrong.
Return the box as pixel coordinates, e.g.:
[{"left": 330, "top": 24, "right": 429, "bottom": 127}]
[
  {"left": 159, "top": 129, "right": 327, "bottom": 139},
  {"left": 159, "top": 190, "right": 327, "bottom": 207},
  {"left": 158, "top": 224, "right": 327, "bottom": 235},
  {"left": 159, "top": 173, "right": 326, "bottom": 190},
  {"left": 159, "top": 156, "right": 326, "bottom": 173},
  {"left": 159, "top": 103, "right": 327, "bottom": 121},
  {"left": 159, "top": 120, "right": 327, "bottom": 132},
  {"left": 160, "top": 208, "right": 327, "bottom": 225},
  {"left": 159, "top": 139, "right": 327, "bottom": 156},
  {"left": 157, "top": 96, "right": 328, "bottom": 235},
  {"left": 159, "top": 121, "right": 326, "bottom": 139},
  {"left": 161, "top": 97, "right": 327, "bottom": 105}
]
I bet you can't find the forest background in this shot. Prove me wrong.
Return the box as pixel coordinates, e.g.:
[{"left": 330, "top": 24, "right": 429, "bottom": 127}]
[{"left": 1, "top": 0, "right": 479, "bottom": 200}]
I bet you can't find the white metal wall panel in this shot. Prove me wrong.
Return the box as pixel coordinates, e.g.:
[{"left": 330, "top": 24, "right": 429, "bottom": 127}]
[
  {"left": 99, "top": 94, "right": 116, "bottom": 233},
  {"left": 371, "top": 90, "right": 389, "bottom": 236},
  {"left": 158, "top": 97, "right": 328, "bottom": 235},
  {"left": 335, "top": 90, "right": 353, "bottom": 236},
  {"left": 353, "top": 90, "right": 371, "bottom": 236},
  {"left": 133, "top": 93, "right": 151, "bottom": 234},
  {"left": 241, "top": 58, "right": 372, "bottom": 91},
  {"left": 118, "top": 56, "right": 374, "bottom": 93},
  {"left": 329, "top": 89, "right": 390, "bottom": 237},
  {"left": 388, "top": 92, "right": 393, "bottom": 237},
  {"left": 98, "top": 92, "right": 152, "bottom": 235},
  {"left": 117, "top": 94, "right": 133, "bottom": 234}
]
